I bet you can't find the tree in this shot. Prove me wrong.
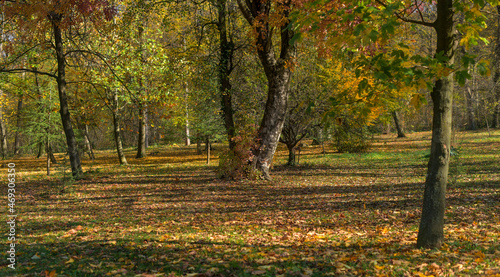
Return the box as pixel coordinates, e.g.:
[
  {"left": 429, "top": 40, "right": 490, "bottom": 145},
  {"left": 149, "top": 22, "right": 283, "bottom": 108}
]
[
  {"left": 111, "top": 88, "right": 128, "bottom": 165},
  {"left": 237, "top": 0, "right": 294, "bottom": 179},
  {"left": 392, "top": 111, "right": 406, "bottom": 138},
  {"left": 0, "top": 89, "right": 7, "bottom": 158},
  {"left": 23, "top": 86, "right": 64, "bottom": 175},
  {"left": 493, "top": 5, "right": 500, "bottom": 128},
  {"left": 280, "top": 45, "right": 329, "bottom": 165},
  {"left": 216, "top": 0, "right": 237, "bottom": 150},
  {"left": 50, "top": 11, "right": 83, "bottom": 177},
  {"left": 1, "top": 0, "right": 115, "bottom": 177},
  {"left": 293, "top": 0, "right": 497, "bottom": 248}
]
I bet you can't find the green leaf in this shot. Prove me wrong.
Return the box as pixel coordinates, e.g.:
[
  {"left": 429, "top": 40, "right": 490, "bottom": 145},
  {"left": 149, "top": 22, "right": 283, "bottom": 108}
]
[
  {"left": 289, "top": 32, "right": 302, "bottom": 46},
  {"left": 368, "top": 29, "right": 379, "bottom": 42},
  {"left": 455, "top": 70, "right": 472, "bottom": 86}
]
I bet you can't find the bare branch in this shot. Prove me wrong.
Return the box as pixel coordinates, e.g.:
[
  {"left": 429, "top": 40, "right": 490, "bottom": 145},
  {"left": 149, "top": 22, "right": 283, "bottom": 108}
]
[
  {"left": 374, "top": 0, "right": 435, "bottom": 28},
  {"left": 63, "top": 49, "right": 138, "bottom": 102},
  {"left": 0, "top": 68, "right": 57, "bottom": 78}
]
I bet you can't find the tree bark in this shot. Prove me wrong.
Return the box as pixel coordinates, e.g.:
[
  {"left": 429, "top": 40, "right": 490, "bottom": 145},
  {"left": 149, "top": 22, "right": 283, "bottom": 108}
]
[
  {"left": 13, "top": 93, "right": 22, "bottom": 155},
  {"left": 217, "top": 0, "right": 236, "bottom": 150},
  {"left": 392, "top": 111, "right": 406, "bottom": 138},
  {"left": 237, "top": 0, "right": 294, "bottom": 180},
  {"left": 36, "top": 142, "right": 43, "bottom": 159},
  {"left": 185, "top": 84, "right": 191, "bottom": 146},
  {"left": 197, "top": 138, "right": 202, "bottom": 155},
  {"left": 465, "top": 87, "right": 477, "bottom": 130},
  {"left": 50, "top": 13, "right": 82, "bottom": 178},
  {"left": 136, "top": 103, "right": 147, "bottom": 158},
  {"left": 287, "top": 145, "right": 296, "bottom": 166},
  {"left": 417, "top": 0, "right": 455, "bottom": 249},
  {"left": 0, "top": 113, "right": 6, "bottom": 159},
  {"left": 82, "top": 124, "right": 94, "bottom": 160},
  {"left": 0, "top": 90, "right": 7, "bottom": 159},
  {"left": 493, "top": 6, "right": 500, "bottom": 128},
  {"left": 46, "top": 143, "right": 57, "bottom": 164},
  {"left": 206, "top": 137, "right": 210, "bottom": 165},
  {"left": 112, "top": 90, "right": 128, "bottom": 165}
]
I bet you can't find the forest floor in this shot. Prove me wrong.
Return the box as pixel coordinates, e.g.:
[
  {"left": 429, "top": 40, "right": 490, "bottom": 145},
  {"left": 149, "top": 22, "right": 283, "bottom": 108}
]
[{"left": 0, "top": 130, "right": 499, "bottom": 277}]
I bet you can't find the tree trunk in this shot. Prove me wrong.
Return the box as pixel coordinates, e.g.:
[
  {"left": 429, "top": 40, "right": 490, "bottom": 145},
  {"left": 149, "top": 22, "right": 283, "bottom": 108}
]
[
  {"left": 13, "top": 94, "right": 22, "bottom": 155},
  {"left": 46, "top": 150, "right": 51, "bottom": 176},
  {"left": 50, "top": 13, "right": 82, "bottom": 178},
  {"left": 392, "top": 111, "right": 406, "bottom": 138},
  {"left": 493, "top": 6, "right": 500, "bottom": 128},
  {"left": 217, "top": 0, "right": 236, "bottom": 150},
  {"left": 287, "top": 144, "right": 296, "bottom": 166},
  {"left": 185, "top": 87, "right": 191, "bottom": 147},
  {"left": 237, "top": 0, "right": 294, "bottom": 180},
  {"left": 0, "top": 9, "right": 7, "bottom": 159},
  {"left": 197, "top": 138, "right": 202, "bottom": 155},
  {"left": 0, "top": 115, "right": 6, "bottom": 159},
  {"left": 254, "top": 69, "right": 292, "bottom": 179},
  {"left": 417, "top": 0, "right": 455, "bottom": 249},
  {"left": 46, "top": 132, "right": 51, "bottom": 176},
  {"left": 136, "top": 103, "right": 147, "bottom": 158},
  {"left": 83, "top": 124, "right": 95, "bottom": 160},
  {"left": 494, "top": 96, "right": 500, "bottom": 128},
  {"left": 36, "top": 142, "right": 43, "bottom": 159},
  {"left": 112, "top": 90, "right": 128, "bottom": 165},
  {"left": 0, "top": 91, "right": 7, "bottom": 159},
  {"left": 206, "top": 137, "right": 210, "bottom": 165},
  {"left": 46, "top": 143, "right": 57, "bottom": 164},
  {"left": 465, "top": 87, "right": 477, "bottom": 130}
]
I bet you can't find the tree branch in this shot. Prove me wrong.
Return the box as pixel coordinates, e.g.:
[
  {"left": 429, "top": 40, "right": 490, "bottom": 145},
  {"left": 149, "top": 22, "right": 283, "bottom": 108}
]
[
  {"left": 0, "top": 68, "right": 57, "bottom": 79},
  {"left": 374, "top": 0, "right": 435, "bottom": 28},
  {"left": 236, "top": 0, "right": 254, "bottom": 24},
  {"left": 64, "top": 49, "right": 138, "bottom": 102}
]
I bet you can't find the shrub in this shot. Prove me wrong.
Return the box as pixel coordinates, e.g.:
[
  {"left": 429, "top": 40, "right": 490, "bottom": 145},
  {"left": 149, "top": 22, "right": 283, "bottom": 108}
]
[
  {"left": 217, "top": 125, "right": 260, "bottom": 180},
  {"left": 332, "top": 120, "right": 371, "bottom": 153}
]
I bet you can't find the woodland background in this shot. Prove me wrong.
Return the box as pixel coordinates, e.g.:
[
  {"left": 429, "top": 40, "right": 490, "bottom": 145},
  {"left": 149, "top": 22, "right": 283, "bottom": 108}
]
[{"left": 0, "top": 0, "right": 499, "bottom": 276}]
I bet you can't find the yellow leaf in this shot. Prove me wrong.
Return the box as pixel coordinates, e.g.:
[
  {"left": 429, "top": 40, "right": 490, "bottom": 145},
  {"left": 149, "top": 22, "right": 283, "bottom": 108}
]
[
  {"left": 44, "top": 270, "right": 57, "bottom": 277},
  {"left": 414, "top": 272, "right": 434, "bottom": 277},
  {"left": 65, "top": 258, "right": 74, "bottom": 264}
]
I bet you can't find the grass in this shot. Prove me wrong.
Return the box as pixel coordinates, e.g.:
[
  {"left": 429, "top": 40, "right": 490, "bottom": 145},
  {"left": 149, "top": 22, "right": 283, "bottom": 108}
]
[{"left": 1, "top": 130, "right": 499, "bottom": 276}]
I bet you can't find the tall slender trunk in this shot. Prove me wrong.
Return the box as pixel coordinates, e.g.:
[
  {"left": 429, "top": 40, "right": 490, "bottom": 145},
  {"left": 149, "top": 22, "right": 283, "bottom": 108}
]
[
  {"left": 46, "top": 143, "right": 57, "bottom": 164},
  {"left": 493, "top": 6, "right": 500, "bottom": 128},
  {"left": 217, "top": 0, "right": 236, "bottom": 150},
  {"left": 83, "top": 124, "right": 94, "bottom": 160},
  {"left": 392, "top": 111, "right": 406, "bottom": 138},
  {"left": 36, "top": 142, "right": 43, "bottom": 159},
  {"left": 197, "top": 138, "right": 202, "bottom": 155},
  {"left": 135, "top": 22, "right": 148, "bottom": 158},
  {"left": 0, "top": 104, "right": 6, "bottom": 159},
  {"left": 206, "top": 137, "right": 210, "bottom": 165},
  {"left": 465, "top": 87, "right": 477, "bottom": 130},
  {"left": 50, "top": 13, "right": 82, "bottom": 178},
  {"left": 136, "top": 103, "right": 147, "bottom": 158},
  {"left": 185, "top": 84, "right": 191, "bottom": 146},
  {"left": 237, "top": 0, "right": 294, "bottom": 180},
  {"left": 145, "top": 112, "right": 149, "bottom": 148},
  {"left": 417, "top": 0, "right": 455, "bottom": 249},
  {"left": 0, "top": 5, "right": 7, "bottom": 158},
  {"left": 112, "top": 90, "right": 128, "bottom": 165},
  {"left": 287, "top": 144, "right": 296, "bottom": 166},
  {"left": 13, "top": 92, "right": 22, "bottom": 155}
]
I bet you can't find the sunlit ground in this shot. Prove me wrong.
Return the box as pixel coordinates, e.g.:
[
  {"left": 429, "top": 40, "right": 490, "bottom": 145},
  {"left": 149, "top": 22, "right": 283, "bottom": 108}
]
[{"left": 1, "top": 130, "right": 499, "bottom": 276}]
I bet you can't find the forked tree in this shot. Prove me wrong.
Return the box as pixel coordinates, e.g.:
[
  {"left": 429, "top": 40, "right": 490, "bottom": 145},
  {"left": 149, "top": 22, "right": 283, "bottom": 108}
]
[{"left": 237, "top": 0, "right": 294, "bottom": 179}]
